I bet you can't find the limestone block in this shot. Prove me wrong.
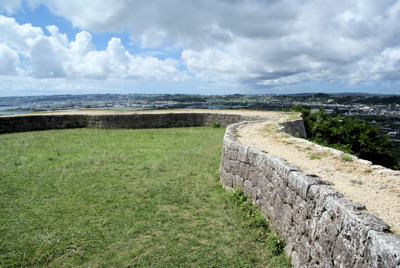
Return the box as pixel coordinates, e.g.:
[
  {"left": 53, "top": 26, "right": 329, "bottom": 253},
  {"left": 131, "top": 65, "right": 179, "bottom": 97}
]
[
  {"left": 234, "top": 175, "right": 244, "bottom": 188},
  {"left": 258, "top": 174, "right": 268, "bottom": 188},
  {"left": 225, "top": 148, "right": 239, "bottom": 162},
  {"left": 259, "top": 197, "right": 272, "bottom": 216},
  {"left": 247, "top": 147, "right": 261, "bottom": 167},
  {"left": 251, "top": 186, "right": 258, "bottom": 201},
  {"left": 274, "top": 159, "right": 300, "bottom": 182},
  {"left": 297, "top": 235, "right": 312, "bottom": 267},
  {"left": 333, "top": 197, "right": 389, "bottom": 243},
  {"left": 292, "top": 197, "right": 308, "bottom": 234},
  {"left": 228, "top": 140, "right": 242, "bottom": 154},
  {"left": 269, "top": 169, "right": 283, "bottom": 191},
  {"left": 312, "top": 209, "right": 341, "bottom": 262},
  {"left": 219, "top": 168, "right": 232, "bottom": 188},
  {"left": 226, "top": 159, "right": 240, "bottom": 176},
  {"left": 255, "top": 152, "right": 268, "bottom": 172},
  {"left": 333, "top": 235, "right": 355, "bottom": 266},
  {"left": 280, "top": 203, "right": 294, "bottom": 232},
  {"left": 260, "top": 179, "right": 274, "bottom": 195},
  {"left": 255, "top": 187, "right": 263, "bottom": 202},
  {"left": 264, "top": 154, "right": 286, "bottom": 171},
  {"left": 307, "top": 185, "right": 344, "bottom": 209},
  {"left": 287, "top": 172, "right": 323, "bottom": 200},
  {"left": 366, "top": 230, "right": 400, "bottom": 268},
  {"left": 243, "top": 180, "right": 253, "bottom": 196},
  {"left": 273, "top": 193, "right": 284, "bottom": 222},
  {"left": 238, "top": 162, "right": 250, "bottom": 178},
  {"left": 284, "top": 187, "right": 297, "bottom": 205},
  {"left": 236, "top": 143, "right": 249, "bottom": 163},
  {"left": 290, "top": 250, "right": 300, "bottom": 268},
  {"left": 279, "top": 118, "right": 307, "bottom": 139},
  {"left": 247, "top": 166, "right": 261, "bottom": 186}
]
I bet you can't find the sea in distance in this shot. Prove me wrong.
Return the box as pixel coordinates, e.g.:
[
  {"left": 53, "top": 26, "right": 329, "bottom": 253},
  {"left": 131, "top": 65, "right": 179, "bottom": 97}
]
[{"left": 0, "top": 106, "right": 29, "bottom": 115}]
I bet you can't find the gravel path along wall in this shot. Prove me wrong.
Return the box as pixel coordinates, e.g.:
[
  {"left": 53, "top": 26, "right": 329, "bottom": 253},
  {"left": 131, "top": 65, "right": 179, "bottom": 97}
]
[{"left": 219, "top": 120, "right": 400, "bottom": 267}]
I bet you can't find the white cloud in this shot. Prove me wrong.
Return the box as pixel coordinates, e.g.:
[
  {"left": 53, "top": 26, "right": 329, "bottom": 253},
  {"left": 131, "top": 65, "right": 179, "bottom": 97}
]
[
  {"left": 0, "top": 43, "right": 19, "bottom": 74},
  {"left": 69, "top": 31, "right": 95, "bottom": 56},
  {"left": 139, "top": 28, "right": 167, "bottom": 49},
  {"left": 2, "top": 0, "right": 400, "bottom": 91},
  {"left": 0, "top": 14, "right": 185, "bottom": 81},
  {"left": 350, "top": 46, "right": 400, "bottom": 83},
  {"left": 0, "top": 0, "right": 22, "bottom": 14},
  {"left": 44, "top": 0, "right": 127, "bottom": 31},
  {"left": 29, "top": 36, "right": 66, "bottom": 78},
  {"left": 0, "top": 15, "right": 43, "bottom": 56},
  {"left": 66, "top": 36, "right": 183, "bottom": 81},
  {"left": 36, "top": 0, "right": 400, "bottom": 88}
]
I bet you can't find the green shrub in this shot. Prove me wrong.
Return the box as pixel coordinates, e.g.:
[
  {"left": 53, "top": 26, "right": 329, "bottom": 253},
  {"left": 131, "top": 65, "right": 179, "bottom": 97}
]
[
  {"left": 211, "top": 121, "right": 221, "bottom": 128},
  {"left": 230, "top": 189, "right": 269, "bottom": 230},
  {"left": 365, "top": 168, "right": 373, "bottom": 173},
  {"left": 310, "top": 154, "right": 321, "bottom": 160},
  {"left": 268, "top": 233, "right": 286, "bottom": 256},
  {"left": 230, "top": 189, "right": 287, "bottom": 256},
  {"left": 341, "top": 154, "right": 353, "bottom": 162},
  {"left": 291, "top": 106, "right": 398, "bottom": 169}
]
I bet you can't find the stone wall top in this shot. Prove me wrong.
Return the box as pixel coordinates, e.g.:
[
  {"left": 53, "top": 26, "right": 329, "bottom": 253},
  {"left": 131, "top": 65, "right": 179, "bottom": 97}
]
[
  {"left": 0, "top": 110, "right": 296, "bottom": 134},
  {"left": 219, "top": 119, "right": 400, "bottom": 267}
]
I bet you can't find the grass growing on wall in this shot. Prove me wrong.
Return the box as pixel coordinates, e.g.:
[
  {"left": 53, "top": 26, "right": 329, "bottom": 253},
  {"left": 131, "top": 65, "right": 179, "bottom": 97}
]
[{"left": 0, "top": 127, "right": 289, "bottom": 267}]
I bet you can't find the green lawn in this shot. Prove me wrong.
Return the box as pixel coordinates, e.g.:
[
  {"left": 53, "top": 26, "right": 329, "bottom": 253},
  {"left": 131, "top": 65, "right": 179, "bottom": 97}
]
[{"left": 0, "top": 127, "right": 289, "bottom": 267}]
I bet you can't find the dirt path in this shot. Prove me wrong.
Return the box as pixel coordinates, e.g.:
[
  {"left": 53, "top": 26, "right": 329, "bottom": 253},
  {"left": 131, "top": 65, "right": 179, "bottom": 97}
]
[{"left": 237, "top": 120, "right": 400, "bottom": 236}]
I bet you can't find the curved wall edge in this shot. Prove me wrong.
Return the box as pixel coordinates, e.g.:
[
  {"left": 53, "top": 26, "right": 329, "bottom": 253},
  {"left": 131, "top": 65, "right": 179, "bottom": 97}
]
[
  {"left": 0, "top": 113, "right": 259, "bottom": 134},
  {"left": 219, "top": 120, "right": 400, "bottom": 268},
  {"left": 278, "top": 116, "right": 307, "bottom": 139},
  {"left": 2, "top": 113, "right": 399, "bottom": 267}
]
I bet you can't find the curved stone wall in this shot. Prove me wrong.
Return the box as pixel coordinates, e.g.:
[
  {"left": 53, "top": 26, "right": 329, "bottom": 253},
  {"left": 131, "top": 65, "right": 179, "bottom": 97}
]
[
  {"left": 0, "top": 113, "right": 257, "bottom": 134},
  {"left": 2, "top": 112, "right": 399, "bottom": 267},
  {"left": 279, "top": 118, "right": 307, "bottom": 139},
  {"left": 219, "top": 120, "right": 400, "bottom": 268}
]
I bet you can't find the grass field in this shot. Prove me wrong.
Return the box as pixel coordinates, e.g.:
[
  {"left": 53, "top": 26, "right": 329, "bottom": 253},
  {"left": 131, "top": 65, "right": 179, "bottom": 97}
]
[{"left": 0, "top": 127, "right": 289, "bottom": 267}]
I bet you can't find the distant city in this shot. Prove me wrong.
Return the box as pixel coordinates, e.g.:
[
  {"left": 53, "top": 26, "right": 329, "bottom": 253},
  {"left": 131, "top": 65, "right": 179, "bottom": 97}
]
[{"left": 1, "top": 92, "right": 400, "bottom": 141}]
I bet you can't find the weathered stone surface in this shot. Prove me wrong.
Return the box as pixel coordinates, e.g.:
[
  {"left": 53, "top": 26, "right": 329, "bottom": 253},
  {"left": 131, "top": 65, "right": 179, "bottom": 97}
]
[
  {"left": 287, "top": 171, "right": 320, "bottom": 199},
  {"left": 247, "top": 166, "right": 261, "bottom": 186},
  {"left": 237, "top": 144, "right": 249, "bottom": 163},
  {"left": 219, "top": 120, "right": 400, "bottom": 268},
  {"left": 366, "top": 231, "right": 400, "bottom": 268},
  {"left": 279, "top": 117, "right": 307, "bottom": 138},
  {"left": 4, "top": 113, "right": 399, "bottom": 268},
  {"left": 0, "top": 113, "right": 263, "bottom": 134},
  {"left": 242, "top": 180, "right": 253, "bottom": 197},
  {"left": 219, "top": 168, "right": 234, "bottom": 188},
  {"left": 0, "top": 115, "right": 88, "bottom": 133},
  {"left": 238, "top": 162, "right": 250, "bottom": 180}
]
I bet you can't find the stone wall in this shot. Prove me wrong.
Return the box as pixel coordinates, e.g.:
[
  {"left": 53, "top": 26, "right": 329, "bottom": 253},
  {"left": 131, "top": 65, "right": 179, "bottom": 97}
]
[
  {"left": 0, "top": 115, "right": 89, "bottom": 134},
  {"left": 86, "top": 113, "right": 248, "bottom": 129},
  {"left": 0, "top": 113, "right": 257, "bottom": 134},
  {"left": 219, "top": 121, "right": 400, "bottom": 267},
  {"left": 3, "top": 112, "right": 399, "bottom": 267},
  {"left": 279, "top": 117, "right": 307, "bottom": 139}
]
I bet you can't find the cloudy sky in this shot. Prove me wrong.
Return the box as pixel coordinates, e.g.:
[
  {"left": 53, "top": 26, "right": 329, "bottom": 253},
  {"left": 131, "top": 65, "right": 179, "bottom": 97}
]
[{"left": 1, "top": 0, "right": 400, "bottom": 96}]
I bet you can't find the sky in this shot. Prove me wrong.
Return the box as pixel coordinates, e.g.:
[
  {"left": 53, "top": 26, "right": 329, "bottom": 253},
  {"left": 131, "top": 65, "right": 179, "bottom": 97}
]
[{"left": 1, "top": 0, "right": 400, "bottom": 97}]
